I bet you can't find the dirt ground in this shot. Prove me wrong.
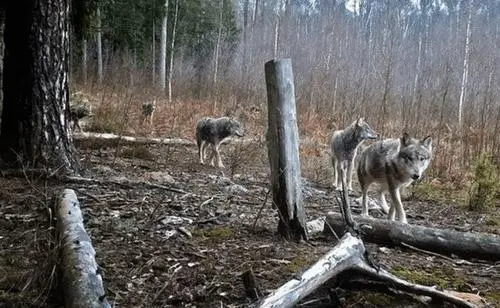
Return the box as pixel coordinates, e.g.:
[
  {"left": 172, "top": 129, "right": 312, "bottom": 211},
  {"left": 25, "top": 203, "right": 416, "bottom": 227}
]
[{"left": 0, "top": 138, "right": 499, "bottom": 308}]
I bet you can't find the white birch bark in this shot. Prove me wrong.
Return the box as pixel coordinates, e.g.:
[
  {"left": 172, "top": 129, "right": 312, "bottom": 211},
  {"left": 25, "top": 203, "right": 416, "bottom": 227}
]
[
  {"left": 168, "top": 0, "right": 178, "bottom": 103},
  {"left": 458, "top": 0, "right": 474, "bottom": 129},
  {"left": 159, "top": 0, "right": 169, "bottom": 92},
  {"left": 96, "top": 8, "right": 103, "bottom": 84}
]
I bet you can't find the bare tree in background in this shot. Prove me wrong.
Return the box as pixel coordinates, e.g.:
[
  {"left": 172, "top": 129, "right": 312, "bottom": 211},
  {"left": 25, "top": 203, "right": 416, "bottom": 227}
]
[
  {"left": 159, "top": 0, "right": 169, "bottom": 92},
  {"left": 458, "top": 0, "right": 474, "bottom": 129},
  {"left": 96, "top": 7, "right": 103, "bottom": 84},
  {"left": 168, "top": 0, "right": 178, "bottom": 103}
]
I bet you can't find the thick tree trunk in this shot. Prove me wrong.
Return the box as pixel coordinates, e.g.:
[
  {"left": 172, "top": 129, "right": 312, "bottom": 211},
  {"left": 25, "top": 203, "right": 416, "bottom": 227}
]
[
  {"left": 0, "top": 0, "right": 79, "bottom": 172},
  {"left": 57, "top": 189, "right": 110, "bottom": 308},
  {"left": 325, "top": 212, "right": 500, "bottom": 261}
]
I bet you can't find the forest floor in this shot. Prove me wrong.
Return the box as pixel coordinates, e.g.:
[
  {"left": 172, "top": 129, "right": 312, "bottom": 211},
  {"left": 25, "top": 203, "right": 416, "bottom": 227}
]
[{"left": 0, "top": 136, "right": 499, "bottom": 308}]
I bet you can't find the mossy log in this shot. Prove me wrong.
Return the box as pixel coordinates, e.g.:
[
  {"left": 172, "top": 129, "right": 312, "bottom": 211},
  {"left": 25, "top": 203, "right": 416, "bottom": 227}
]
[
  {"left": 57, "top": 189, "right": 110, "bottom": 308},
  {"left": 325, "top": 212, "right": 500, "bottom": 262}
]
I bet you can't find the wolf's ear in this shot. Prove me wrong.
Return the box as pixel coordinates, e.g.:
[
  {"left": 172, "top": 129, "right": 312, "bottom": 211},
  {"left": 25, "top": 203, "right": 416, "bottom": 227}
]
[
  {"left": 422, "top": 136, "right": 432, "bottom": 149},
  {"left": 356, "top": 117, "right": 364, "bottom": 126},
  {"left": 401, "top": 132, "right": 411, "bottom": 146}
]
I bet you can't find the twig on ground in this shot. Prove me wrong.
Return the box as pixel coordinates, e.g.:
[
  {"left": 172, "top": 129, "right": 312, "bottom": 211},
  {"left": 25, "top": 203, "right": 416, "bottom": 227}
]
[
  {"left": 252, "top": 188, "right": 271, "bottom": 232},
  {"left": 401, "top": 241, "right": 456, "bottom": 262}
]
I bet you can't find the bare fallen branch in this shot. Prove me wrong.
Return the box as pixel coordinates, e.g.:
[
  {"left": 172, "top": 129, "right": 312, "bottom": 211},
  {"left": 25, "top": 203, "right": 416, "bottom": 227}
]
[{"left": 56, "top": 189, "right": 110, "bottom": 308}]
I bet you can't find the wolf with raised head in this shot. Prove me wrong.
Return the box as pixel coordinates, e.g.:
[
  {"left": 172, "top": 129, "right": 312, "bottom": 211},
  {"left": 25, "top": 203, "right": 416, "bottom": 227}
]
[
  {"left": 357, "top": 132, "right": 433, "bottom": 223},
  {"left": 70, "top": 104, "right": 92, "bottom": 132},
  {"left": 331, "top": 118, "right": 378, "bottom": 191},
  {"left": 196, "top": 117, "right": 245, "bottom": 168}
]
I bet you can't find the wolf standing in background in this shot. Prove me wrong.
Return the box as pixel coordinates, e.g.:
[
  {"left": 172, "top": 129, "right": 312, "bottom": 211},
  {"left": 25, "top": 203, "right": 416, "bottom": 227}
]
[
  {"left": 330, "top": 118, "right": 378, "bottom": 191},
  {"left": 357, "top": 133, "right": 432, "bottom": 223},
  {"left": 70, "top": 104, "right": 92, "bottom": 132},
  {"left": 141, "top": 100, "right": 156, "bottom": 127},
  {"left": 196, "top": 117, "right": 245, "bottom": 168}
]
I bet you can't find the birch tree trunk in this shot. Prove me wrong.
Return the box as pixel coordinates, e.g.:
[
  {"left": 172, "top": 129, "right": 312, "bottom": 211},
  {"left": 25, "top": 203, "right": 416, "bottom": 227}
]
[
  {"left": 82, "top": 39, "right": 87, "bottom": 84},
  {"left": 168, "top": 0, "right": 178, "bottom": 103},
  {"left": 458, "top": 0, "right": 474, "bottom": 129},
  {"left": 273, "top": 13, "right": 280, "bottom": 58},
  {"left": 152, "top": 20, "right": 155, "bottom": 86},
  {"left": 213, "top": 0, "right": 224, "bottom": 86},
  {"left": 96, "top": 8, "right": 103, "bottom": 85},
  {"left": 159, "top": 0, "right": 169, "bottom": 92}
]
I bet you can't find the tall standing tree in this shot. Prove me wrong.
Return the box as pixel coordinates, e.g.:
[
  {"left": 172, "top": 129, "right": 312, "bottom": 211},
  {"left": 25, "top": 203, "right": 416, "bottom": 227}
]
[{"left": 0, "top": 0, "right": 79, "bottom": 172}]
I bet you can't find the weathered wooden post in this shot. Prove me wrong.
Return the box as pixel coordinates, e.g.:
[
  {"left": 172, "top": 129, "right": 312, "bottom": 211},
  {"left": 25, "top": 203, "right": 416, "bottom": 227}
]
[{"left": 265, "top": 59, "right": 307, "bottom": 241}]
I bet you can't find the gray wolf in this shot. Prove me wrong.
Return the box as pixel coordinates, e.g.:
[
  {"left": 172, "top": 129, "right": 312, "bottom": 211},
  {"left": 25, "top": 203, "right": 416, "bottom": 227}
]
[
  {"left": 196, "top": 117, "right": 245, "bottom": 168},
  {"left": 331, "top": 118, "right": 378, "bottom": 191},
  {"left": 141, "top": 100, "right": 156, "bottom": 126},
  {"left": 70, "top": 104, "right": 92, "bottom": 132},
  {"left": 357, "top": 132, "right": 432, "bottom": 223}
]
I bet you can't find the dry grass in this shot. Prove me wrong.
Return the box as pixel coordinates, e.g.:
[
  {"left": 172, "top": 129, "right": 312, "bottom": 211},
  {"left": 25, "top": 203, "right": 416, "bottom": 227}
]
[{"left": 71, "top": 82, "right": 496, "bottom": 199}]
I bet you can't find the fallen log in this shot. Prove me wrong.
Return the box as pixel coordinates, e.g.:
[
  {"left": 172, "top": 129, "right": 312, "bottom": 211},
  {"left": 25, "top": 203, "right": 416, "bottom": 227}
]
[
  {"left": 325, "top": 212, "right": 500, "bottom": 262},
  {"left": 73, "top": 132, "right": 194, "bottom": 146},
  {"left": 72, "top": 132, "right": 258, "bottom": 147},
  {"left": 57, "top": 189, "right": 110, "bottom": 308}
]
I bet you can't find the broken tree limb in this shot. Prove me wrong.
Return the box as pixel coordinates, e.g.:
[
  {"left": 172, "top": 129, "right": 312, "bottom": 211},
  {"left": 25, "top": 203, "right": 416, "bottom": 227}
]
[
  {"left": 255, "top": 233, "right": 475, "bottom": 308},
  {"left": 256, "top": 233, "right": 364, "bottom": 308},
  {"left": 57, "top": 189, "right": 110, "bottom": 308},
  {"left": 325, "top": 212, "right": 500, "bottom": 262}
]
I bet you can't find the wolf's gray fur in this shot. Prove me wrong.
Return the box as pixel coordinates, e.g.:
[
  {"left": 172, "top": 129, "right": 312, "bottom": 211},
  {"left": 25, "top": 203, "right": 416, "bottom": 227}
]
[
  {"left": 331, "top": 118, "right": 378, "bottom": 190},
  {"left": 357, "top": 132, "right": 433, "bottom": 223},
  {"left": 196, "top": 117, "right": 244, "bottom": 168},
  {"left": 70, "top": 104, "right": 92, "bottom": 132}
]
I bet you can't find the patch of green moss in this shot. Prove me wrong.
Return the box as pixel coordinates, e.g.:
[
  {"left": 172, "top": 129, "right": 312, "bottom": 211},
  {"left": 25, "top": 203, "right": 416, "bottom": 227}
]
[
  {"left": 485, "top": 291, "right": 500, "bottom": 306},
  {"left": 363, "top": 292, "right": 392, "bottom": 306},
  {"left": 284, "top": 256, "right": 310, "bottom": 272},
  {"left": 411, "top": 181, "right": 466, "bottom": 204},
  {"left": 120, "top": 146, "right": 155, "bottom": 160},
  {"left": 485, "top": 215, "right": 500, "bottom": 226},
  {"left": 192, "top": 226, "right": 236, "bottom": 242},
  {"left": 392, "top": 266, "right": 467, "bottom": 290}
]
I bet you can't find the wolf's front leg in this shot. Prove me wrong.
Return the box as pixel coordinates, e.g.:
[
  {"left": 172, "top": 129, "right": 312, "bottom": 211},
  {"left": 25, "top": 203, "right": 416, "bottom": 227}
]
[
  {"left": 378, "top": 191, "right": 390, "bottom": 214},
  {"left": 332, "top": 157, "right": 338, "bottom": 189},
  {"left": 389, "top": 188, "right": 407, "bottom": 223},
  {"left": 361, "top": 189, "right": 369, "bottom": 217},
  {"left": 199, "top": 141, "right": 206, "bottom": 164},
  {"left": 346, "top": 160, "right": 355, "bottom": 191},
  {"left": 214, "top": 143, "right": 225, "bottom": 168},
  {"left": 335, "top": 160, "right": 343, "bottom": 190}
]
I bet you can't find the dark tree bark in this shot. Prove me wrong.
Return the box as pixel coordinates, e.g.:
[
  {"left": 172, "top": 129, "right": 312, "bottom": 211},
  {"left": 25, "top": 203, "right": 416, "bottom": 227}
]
[{"left": 0, "top": 0, "right": 79, "bottom": 172}]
